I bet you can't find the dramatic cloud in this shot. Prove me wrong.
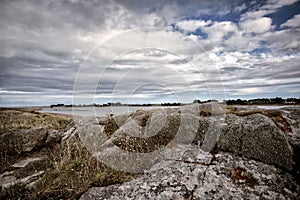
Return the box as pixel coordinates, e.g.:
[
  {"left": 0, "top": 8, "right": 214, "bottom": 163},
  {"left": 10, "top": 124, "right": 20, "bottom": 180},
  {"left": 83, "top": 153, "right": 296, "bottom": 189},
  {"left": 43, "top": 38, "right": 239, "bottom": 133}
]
[{"left": 0, "top": 0, "right": 299, "bottom": 106}]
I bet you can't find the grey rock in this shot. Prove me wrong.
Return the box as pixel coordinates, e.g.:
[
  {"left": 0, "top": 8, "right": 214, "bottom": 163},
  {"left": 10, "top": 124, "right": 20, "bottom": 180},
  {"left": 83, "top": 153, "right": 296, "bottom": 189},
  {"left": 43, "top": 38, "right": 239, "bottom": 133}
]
[
  {"left": 216, "top": 114, "right": 242, "bottom": 154},
  {"left": 21, "top": 128, "right": 49, "bottom": 152},
  {"left": 76, "top": 105, "right": 295, "bottom": 172},
  {"left": 45, "top": 130, "right": 62, "bottom": 145},
  {"left": 75, "top": 105, "right": 300, "bottom": 199},
  {"left": 76, "top": 124, "right": 107, "bottom": 154},
  {"left": 0, "top": 128, "right": 47, "bottom": 154},
  {"left": 241, "top": 114, "right": 293, "bottom": 170},
  {"left": 217, "top": 114, "right": 293, "bottom": 170},
  {"left": 80, "top": 145, "right": 300, "bottom": 200},
  {"left": 180, "top": 102, "right": 226, "bottom": 116},
  {"left": 12, "top": 157, "right": 43, "bottom": 168}
]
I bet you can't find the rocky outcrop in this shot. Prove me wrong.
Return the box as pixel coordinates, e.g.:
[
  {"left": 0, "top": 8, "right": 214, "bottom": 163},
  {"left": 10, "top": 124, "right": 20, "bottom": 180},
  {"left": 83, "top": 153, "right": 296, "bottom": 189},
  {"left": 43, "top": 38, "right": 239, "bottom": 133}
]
[
  {"left": 78, "top": 104, "right": 298, "bottom": 172},
  {"left": 80, "top": 145, "right": 300, "bottom": 200},
  {"left": 0, "top": 127, "right": 63, "bottom": 193},
  {"left": 1, "top": 105, "right": 300, "bottom": 199},
  {"left": 0, "top": 128, "right": 62, "bottom": 156},
  {"left": 77, "top": 104, "right": 300, "bottom": 199},
  {"left": 0, "top": 110, "right": 70, "bottom": 198}
]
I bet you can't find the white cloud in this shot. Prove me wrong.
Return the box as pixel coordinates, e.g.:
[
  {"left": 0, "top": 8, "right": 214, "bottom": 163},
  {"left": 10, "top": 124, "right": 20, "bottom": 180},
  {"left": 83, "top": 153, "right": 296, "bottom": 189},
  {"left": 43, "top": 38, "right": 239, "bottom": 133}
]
[
  {"left": 280, "top": 14, "right": 300, "bottom": 28},
  {"left": 198, "top": 21, "right": 240, "bottom": 51},
  {"left": 234, "top": 3, "right": 247, "bottom": 13},
  {"left": 263, "top": 0, "right": 298, "bottom": 10},
  {"left": 240, "top": 17, "right": 273, "bottom": 33},
  {"left": 224, "top": 32, "right": 260, "bottom": 52},
  {"left": 235, "top": 87, "right": 263, "bottom": 95},
  {"left": 261, "top": 29, "right": 300, "bottom": 52},
  {"left": 176, "top": 20, "right": 211, "bottom": 32},
  {"left": 240, "top": 0, "right": 298, "bottom": 21}
]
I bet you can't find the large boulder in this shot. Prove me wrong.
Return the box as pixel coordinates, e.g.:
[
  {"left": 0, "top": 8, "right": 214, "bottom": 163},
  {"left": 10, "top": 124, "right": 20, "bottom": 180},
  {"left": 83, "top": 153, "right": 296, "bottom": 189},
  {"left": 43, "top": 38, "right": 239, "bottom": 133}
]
[{"left": 217, "top": 114, "right": 293, "bottom": 170}]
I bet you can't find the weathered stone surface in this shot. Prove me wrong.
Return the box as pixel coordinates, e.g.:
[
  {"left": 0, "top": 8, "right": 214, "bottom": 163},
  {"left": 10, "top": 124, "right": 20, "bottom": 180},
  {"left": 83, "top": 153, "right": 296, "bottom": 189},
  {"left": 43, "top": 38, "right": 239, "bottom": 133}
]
[
  {"left": 241, "top": 114, "right": 293, "bottom": 169},
  {"left": 78, "top": 105, "right": 300, "bottom": 199},
  {"left": 281, "top": 107, "right": 300, "bottom": 146},
  {"left": 179, "top": 102, "right": 226, "bottom": 116},
  {"left": 0, "top": 128, "right": 63, "bottom": 156},
  {"left": 0, "top": 128, "right": 44, "bottom": 154},
  {"left": 280, "top": 107, "right": 300, "bottom": 181},
  {"left": 77, "top": 124, "right": 107, "bottom": 154},
  {"left": 216, "top": 114, "right": 242, "bottom": 154},
  {"left": 80, "top": 145, "right": 300, "bottom": 200},
  {"left": 45, "top": 130, "right": 62, "bottom": 146},
  {"left": 217, "top": 114, "right": 293, "bottom": 170},
  {"left": 12, "top": 157, "right": 43, "bottom": 168},
  {"left": 77, "top": 105, "right": 295, "bottom": 171}
]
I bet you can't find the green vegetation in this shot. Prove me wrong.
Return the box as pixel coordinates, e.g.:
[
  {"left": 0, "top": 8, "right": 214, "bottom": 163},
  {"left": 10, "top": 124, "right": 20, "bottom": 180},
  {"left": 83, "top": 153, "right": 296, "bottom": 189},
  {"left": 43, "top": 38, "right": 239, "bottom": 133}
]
[{"left": 102, "top": 117, "right": 119, "bottom": 138}]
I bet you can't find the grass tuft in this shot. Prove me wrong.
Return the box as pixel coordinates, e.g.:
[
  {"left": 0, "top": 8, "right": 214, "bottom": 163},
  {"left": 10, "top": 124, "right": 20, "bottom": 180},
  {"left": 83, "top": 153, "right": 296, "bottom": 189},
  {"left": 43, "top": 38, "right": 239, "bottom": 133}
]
[{"left": 32, "top": 134, "right": 135, "bottom": 199}]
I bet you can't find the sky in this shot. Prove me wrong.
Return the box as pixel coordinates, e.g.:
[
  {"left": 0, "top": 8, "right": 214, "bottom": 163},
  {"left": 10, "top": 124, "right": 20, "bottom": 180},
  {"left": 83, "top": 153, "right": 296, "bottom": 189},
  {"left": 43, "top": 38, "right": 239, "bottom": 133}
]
[{"left": 0, "top": 0, "right": 300, "bottom": 106}]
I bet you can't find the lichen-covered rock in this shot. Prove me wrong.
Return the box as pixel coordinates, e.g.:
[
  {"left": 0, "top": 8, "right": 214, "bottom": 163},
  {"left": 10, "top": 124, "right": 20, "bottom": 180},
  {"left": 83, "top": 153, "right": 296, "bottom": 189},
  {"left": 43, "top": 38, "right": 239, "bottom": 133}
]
[
  {"left": 77, "top": 105, "right": 295, "bottom": 172},
  {"left": 179, "top": 102, "right": 226, "bottom": 116},
  {"left": 0, "top": 128, "right": 61, "bottom": 155},
  {"left": 216, "top": 114, "right": 242, "bottom": 154},
  {"left": 76, "top": 124, "right": 107, "bottom": 154},
  {"left": 80, "top": 145, "right": 300, "bottom": 200},
  {"left": 217, "top": 114, "right": 293, "bottom": 170},
  {"left": 241, "top": 114, "right": 293, "bottom": 170},
  {"left": 70, "top": 105, "right": 300, "bottom": 199},
  {"left": 280, "top": 107, "right": 300, "bottom": 182}
]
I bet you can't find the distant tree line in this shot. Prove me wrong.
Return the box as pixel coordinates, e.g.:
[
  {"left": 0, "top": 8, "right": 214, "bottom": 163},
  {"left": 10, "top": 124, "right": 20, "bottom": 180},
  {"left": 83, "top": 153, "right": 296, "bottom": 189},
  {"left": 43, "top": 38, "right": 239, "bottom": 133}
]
[
  {"left": 193, "top": 99, "right": 218, "bottom": 104},
  {"left": 50, "top": 97, "right": 299, "bottom": 108},
  {"left": 225, "top": 97, "right": 300, "bottom": 105},
  {"left": 50, "top": 102, "right": 182, "bottom": 108}
]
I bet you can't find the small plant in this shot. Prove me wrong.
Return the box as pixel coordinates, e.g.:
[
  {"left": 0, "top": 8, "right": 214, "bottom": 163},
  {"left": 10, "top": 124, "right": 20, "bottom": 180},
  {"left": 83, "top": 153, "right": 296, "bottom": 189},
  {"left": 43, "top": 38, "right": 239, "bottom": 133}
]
[
  {"left": 199, "top": 110, "right": 211, "bottom": 117},
  {"left": 231, "top": 166, "right": 256, "bottom": 186},
  {"left": 102, "top": 117, "right": 119, "bottom": 137}
]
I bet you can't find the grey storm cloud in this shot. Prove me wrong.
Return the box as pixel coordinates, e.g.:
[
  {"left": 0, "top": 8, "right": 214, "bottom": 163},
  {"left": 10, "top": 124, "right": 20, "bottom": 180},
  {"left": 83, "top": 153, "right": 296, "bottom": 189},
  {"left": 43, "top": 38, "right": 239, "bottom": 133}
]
[{"left": 0, "top": 0, "right": 300, "bottom": 106}]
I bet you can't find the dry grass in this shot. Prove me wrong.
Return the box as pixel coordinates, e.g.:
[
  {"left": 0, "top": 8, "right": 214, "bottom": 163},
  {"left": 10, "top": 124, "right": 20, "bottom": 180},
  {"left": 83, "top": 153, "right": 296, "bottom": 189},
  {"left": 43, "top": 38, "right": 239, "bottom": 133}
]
[
  {"left": 0, "top": 109, "right": 71, "bottom": 132},
  {"left": 0, "top": 109, "right": 135, "bottom": 199},
  {"left": 1, "top": 136, "right": 135, "bottom": 199},
  {"left": 0, "top": 109, "right": 71, "bottom": 165},
  {"left": 30, "top": 134, "right": 136, "bottom": 199}
]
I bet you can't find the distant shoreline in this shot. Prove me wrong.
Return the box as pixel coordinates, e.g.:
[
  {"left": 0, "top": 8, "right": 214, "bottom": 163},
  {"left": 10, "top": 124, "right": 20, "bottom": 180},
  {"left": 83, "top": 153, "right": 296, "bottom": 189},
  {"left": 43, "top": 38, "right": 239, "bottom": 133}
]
[{"left": 1, "top": 103, "right": 300, "bottom": 110}]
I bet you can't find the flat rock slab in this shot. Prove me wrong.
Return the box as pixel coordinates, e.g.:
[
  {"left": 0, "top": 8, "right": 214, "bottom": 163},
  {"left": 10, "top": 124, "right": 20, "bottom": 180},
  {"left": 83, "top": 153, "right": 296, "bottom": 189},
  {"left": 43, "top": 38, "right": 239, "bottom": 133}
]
[
  {"left": 0, "top": 170, "right": 45, "bottom": 188},
  {"left": 80, "top": 145, "right": 300, "bottom": 200},
  {"left": 12, "top": 157, "right": 43, "bottom": 168}
]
